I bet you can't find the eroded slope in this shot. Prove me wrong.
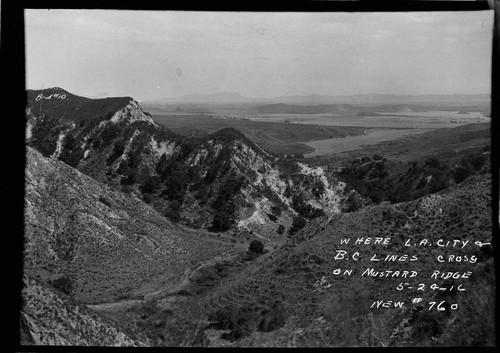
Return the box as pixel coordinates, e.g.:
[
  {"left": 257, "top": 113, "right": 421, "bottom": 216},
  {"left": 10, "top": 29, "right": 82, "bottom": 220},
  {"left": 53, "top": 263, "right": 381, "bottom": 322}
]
[{"left": 24, "top": 146, "right": 234, "bottom": 304}]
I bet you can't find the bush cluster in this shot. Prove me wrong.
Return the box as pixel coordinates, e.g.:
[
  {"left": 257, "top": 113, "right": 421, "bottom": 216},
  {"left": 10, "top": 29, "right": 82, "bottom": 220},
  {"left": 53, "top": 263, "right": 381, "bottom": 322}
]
[{"left": 339, "top": 151, "right": 489, "bottom": 205}]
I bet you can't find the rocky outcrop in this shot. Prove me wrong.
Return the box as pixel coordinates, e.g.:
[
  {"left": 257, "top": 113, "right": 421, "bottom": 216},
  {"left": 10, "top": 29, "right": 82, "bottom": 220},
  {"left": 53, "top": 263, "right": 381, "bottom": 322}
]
[{"left": 108, "top": 99, "right": 156, "bottom": 125}]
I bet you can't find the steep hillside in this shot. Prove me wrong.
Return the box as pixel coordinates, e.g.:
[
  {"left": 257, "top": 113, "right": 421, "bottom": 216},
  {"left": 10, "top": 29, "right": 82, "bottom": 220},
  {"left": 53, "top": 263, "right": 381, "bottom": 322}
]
[
  {"left": 24, "top": 146, "right": 235, "bottom": 304},
  {"left": 20, "top": 276, "right": 143, "bottom": 346},
  {"left": 154, "top": 174, "right": 493, "bottom": 347},
  {"left": 25, "top": 88, "right": 354, "bottom": 238}
]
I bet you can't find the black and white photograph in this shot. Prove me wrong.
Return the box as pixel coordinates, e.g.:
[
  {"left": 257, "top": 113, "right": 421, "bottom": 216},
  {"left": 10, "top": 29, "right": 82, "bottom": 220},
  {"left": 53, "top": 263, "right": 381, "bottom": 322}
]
[{"left": 18, "top": 4, "right": 496, "bottom": 347}]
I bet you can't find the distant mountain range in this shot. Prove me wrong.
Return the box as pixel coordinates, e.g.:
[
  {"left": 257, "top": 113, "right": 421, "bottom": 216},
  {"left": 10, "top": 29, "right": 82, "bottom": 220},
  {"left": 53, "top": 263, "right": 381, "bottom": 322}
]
[{"left": 157, "top": 92, "right": 490, "bottom": 106}]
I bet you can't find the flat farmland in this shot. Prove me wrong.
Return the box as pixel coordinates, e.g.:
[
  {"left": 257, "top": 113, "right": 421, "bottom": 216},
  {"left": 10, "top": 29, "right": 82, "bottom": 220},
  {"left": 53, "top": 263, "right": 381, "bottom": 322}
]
[
  {"left": 303, "top": 128, "right": 429, "bottom": 157},
  {"left": 244, "top": 111, "right": 490, "bottom": 129},
  {"left": 240, "top": 111, "right": 489, "bottom": 157},
  {"left": 152, "top": 110, "right": 489, "bottom": 157}
]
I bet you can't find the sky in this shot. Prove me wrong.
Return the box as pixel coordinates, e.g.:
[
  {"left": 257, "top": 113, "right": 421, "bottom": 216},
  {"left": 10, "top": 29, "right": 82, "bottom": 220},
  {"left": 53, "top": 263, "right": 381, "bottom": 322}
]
[{"left": 25, "top": 10, "right": 494, "bottom": 101}]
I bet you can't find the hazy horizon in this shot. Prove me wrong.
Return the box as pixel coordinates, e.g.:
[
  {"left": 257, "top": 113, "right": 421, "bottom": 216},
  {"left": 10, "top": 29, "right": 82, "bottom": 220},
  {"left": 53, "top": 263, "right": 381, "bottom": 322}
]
[{"left": 25, "top": 10, "right": 493, "bottom": 101}]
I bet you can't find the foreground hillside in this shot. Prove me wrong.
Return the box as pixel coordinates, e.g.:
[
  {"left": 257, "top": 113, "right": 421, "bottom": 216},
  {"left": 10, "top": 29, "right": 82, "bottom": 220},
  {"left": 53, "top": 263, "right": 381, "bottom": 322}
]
[
  {"left": 214, "top": 174, "right": 494, "bottom": 346},
  {"left": 24, "top": 146, "right": 236, "bottom": 304},
  {"left": 119, "top": 174, "right": 494, "bottom": 347}
]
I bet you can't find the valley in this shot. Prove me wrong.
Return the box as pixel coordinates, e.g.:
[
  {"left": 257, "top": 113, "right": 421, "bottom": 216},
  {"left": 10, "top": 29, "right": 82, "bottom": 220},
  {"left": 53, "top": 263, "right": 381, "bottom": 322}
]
[
  {"left": 146, "top": 100, "right": 489, "bottom": 158},
  {"left": 21, "top": 87, "right": 494, "bottom": 347},
  {"left": 20, "top": 8, "right": 496, "bottom": 348}
]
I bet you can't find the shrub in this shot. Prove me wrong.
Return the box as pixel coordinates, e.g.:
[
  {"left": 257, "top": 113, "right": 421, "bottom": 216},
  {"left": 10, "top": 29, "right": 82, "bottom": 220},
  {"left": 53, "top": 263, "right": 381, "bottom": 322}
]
[
  {"left": 209, "top": 202, "right": 236, "bottom": 232},
  {"left": 121, "top": 185, "right": 134, "bottom": 194},
  {"left": 277, "top": 224, "right": 285, "bottom": 235},
  {"left": 465, "top": 154, "right": 487, "bottom": 171},
  {"left": 311, "top": 180, "right": 325, "bottom": 198},
  {"left": 288, "top": 216, "right": 307, "bottom": 236},
  {"left": 271, "top": 205, "right": 282, "bottom": 217},
  {"left": 29, "top": 114, "right": 63, "bottom": 156},
  {"left": 428, "top": 173, "right": 451, "bottom": 193},
  {"left": 425, "top": 156, "right": 442, "bottom": 169},
  {"left": 143, "top": 194, "right": 152, "bottom": 204},
  {"left": 106, "top": 140, "right": 125, "bottom": 165},
  {"left": 249, "top": 240, "right": 264, "bottom": 254},
  {"left": 162, "top": 161, "right": 192, "bottom": 202},
  {"left": 244, "top": 251, "right": 260, "bottom": 261},
  {"left": 100, "top": 123, "right": 121, "bottom": 147},
  {"left": 120, "top": 173, "right": 136, "bottom": 185},
  {"left": 208, "top": 304, "right": 260, "bottom": 341},
  {"left": 453, "top": 166, "right": 472, "bottom": 184},
  {"left": 140, "top": 175, "right": 162, "bottom": 194},
  {"left": 344, "top": 193, "right": 362, "bottom": 212},
  {"left": 257, "top": 303, "right": 287, "bottom": 332},
  {"left": 48, "top": 276, "right": 73, "bottom": 295},
  {"left": 165, "top": 200, "right": 182, "bottom": 222}
]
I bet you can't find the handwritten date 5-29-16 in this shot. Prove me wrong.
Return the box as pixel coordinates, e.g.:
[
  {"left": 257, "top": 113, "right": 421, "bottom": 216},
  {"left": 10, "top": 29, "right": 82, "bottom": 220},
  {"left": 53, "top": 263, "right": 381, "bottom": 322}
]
[{"left": 396, "top": 282, "right": 465, "bottom": 292}]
